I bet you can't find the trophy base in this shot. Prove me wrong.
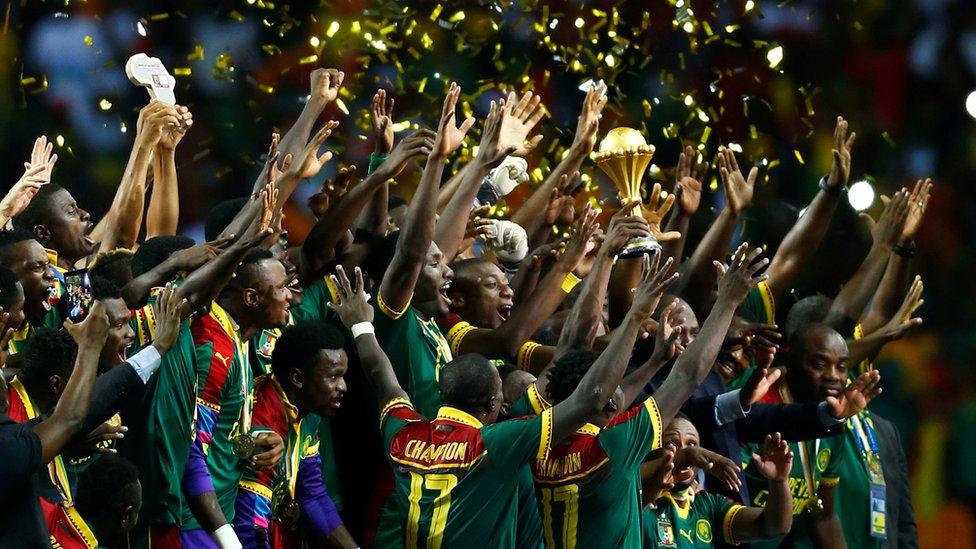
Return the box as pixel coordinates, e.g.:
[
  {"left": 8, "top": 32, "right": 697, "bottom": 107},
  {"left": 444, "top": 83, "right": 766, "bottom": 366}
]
[{"left": 617, "top": 235, "right": 662, "bottom": 258}]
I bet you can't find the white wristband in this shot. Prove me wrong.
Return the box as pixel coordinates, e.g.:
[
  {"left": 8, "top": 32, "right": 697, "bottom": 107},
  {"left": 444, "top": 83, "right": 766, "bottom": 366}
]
[
  {"left": 351, "top": 322, "right": 375, "bottom": 339},
  {"left": 211, "top": 524, "right": 242, "bottom": 549}
]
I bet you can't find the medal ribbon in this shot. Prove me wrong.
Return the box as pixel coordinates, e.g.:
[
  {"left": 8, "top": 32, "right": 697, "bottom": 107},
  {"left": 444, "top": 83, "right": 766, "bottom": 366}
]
[
  {"left": 210, "top": 302, "right": 252, "bottom": 435},
  {"left": 270, "top": 376, "right": 302, "bottom": 502},
  {"left": 11, "top": 378, "right": 73, "bottom": 506},
  {"left": 850, "top": 413, "right": 883, "bottom": 476}
]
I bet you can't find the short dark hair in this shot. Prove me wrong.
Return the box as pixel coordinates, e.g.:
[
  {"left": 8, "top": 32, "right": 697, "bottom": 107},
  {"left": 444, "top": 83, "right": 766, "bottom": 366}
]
[
  {"left": 205, "top": 197, "right": 249, "bottom": 242},
  {"left": 90, "top": 249, "right": 134, "bottom": 287},
  {"left": 130, "top": 235, "right": 195, "bottom": 277},
  {"left": 12, "top": 184, "right": 66, "bottom": 233},
  {"left": 439, "top": 354, "right": 498, "bottom": 413},
  {"left": 784, "top": 296, "right": 832, "bottom": 340},
  {"left": 0, "top": 228, "right": 36, "bottom": 266},
  {"left": 91, "top": 275, "right": 122, "bottom": 301},
  {"left": 272, "top": 321, "right": 347, "bottom": 381},
  {"left": 74, "top": 454, "right": 140, "bottom": 528},
  {"left": 231, "top": 248, "right": 277, "bottom": 290},
  {"left": 20, "top": 328, "right": 78, "bottom": 387},
  {"left": 545, "top": 349, "right": 602, "bottom": 404},
  {"left": 0, "top": 266, "right": 22, "bottom": 310}
]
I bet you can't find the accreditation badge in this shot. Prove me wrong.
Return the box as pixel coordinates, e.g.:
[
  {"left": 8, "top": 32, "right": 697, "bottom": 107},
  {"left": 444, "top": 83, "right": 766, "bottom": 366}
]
[{"left": 870, "top": 481, "right": 887, "bottom": 539}]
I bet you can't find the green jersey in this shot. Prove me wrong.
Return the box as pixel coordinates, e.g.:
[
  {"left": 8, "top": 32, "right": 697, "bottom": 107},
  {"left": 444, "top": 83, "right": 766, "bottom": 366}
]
[
  {"left": 530, "top": 397, "right": 664, "bottom": 549},
  {"left": 728, "top": 280, "right": 775, "bottom": 390},
  {"left": 180, "top": 301, "right": 253, "bottom": 530},
  {"left": 373, "top": 296, "right": 453, "bottom": 420},
  {"left": 642, "top": 488, "right": 745, "bottom": 548},
  {"left": 742, "top": 435, "right": 845, "bottom": 548},
  {"left": 380, "top": 397, "right": 554, "bottom": 548},
  {"left": 835, "top": 412, "right": 886, "bottom": 549}
]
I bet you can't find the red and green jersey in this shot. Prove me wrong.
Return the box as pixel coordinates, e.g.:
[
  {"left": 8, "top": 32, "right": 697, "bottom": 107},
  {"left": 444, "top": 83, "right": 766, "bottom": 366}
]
[
  {"left": 642, "top": 488, "right": 745, "bottom": 548},
  {"left": 180, "top": 301, "right": 253, "bottom": 530},
  {"left": 380, "top": 397, "right": 553, "bottom": 548},
  {"left": 742, "top": 381, "right": 845, "bottom": 549},
  {"left": 530, "top": 398, "right": 663, "bottom": 549}
]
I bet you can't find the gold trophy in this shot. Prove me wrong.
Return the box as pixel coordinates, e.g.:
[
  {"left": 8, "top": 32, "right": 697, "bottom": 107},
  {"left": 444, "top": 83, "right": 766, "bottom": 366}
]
[{"left": 593, "top": 127, "right": 661, "bottom": 257}]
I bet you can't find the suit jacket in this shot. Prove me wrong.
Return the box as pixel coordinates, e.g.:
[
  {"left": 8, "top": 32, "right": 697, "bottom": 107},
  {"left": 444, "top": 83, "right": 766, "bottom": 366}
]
[{"left": 873, "top": 414, "right": 918, "bottom": 549}]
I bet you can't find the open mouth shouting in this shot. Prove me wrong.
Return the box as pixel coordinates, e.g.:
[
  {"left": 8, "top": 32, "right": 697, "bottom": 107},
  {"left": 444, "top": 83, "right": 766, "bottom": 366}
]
[{"left": 439, "top": 281, "right": 452, "bottom": 306}]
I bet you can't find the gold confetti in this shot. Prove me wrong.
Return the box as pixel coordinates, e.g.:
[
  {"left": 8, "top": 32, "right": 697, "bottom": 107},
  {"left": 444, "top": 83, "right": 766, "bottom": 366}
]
[
  {"left": 299, "top": 54, "right": 318, "bottom": 64},
  {"left": 793, "top": 150, "right": 805, "bottom": 165},
  {"left": 56, "top": 135, "right": 65, "bottom": 147},
  {"left": 149, "top": 13, "right": 169, "bottom": 21},
  {"left": 766, "top": 45, "right": 784, "bottom": 68},
  {"left": 173, "top": 67, "right": 191, "bottom": 76},
  {"left": 326, "top": 21, "right": 340, "bottom": 37},
  {"left": 83, "top": 35, "right": 94, "bottom": 46},
  {"left": 430, "top": 5, "right": 443, "bottom": 21},
  {"left": 449, "top": 11, "right": 465, "bottom": 23},
  {"left": 98, "top": 99, "right": 112, "bottom": 110},
  {"left": 187, "top": 45, "right": 204, "bottom": 61},
  {"left": 335, "top": 98, "right": 349, "bottom": 115}
]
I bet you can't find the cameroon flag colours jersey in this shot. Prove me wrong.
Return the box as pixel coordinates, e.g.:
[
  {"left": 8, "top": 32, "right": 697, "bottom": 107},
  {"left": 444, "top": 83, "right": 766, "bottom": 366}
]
[
  {"left": 834, "top": 411, "right": 887, "bottom": 549},
  {"left": 181, "top": 301, "right": 253, "bottom": 531},
  {"left": 380, "top": 397, "right": 553, "bottom": 548},
  {"left": 642, "top": 488, "right": 744, "bottom": 548},
  {"left": 530, "top": 397, "right": 663, "bottom": 549}
]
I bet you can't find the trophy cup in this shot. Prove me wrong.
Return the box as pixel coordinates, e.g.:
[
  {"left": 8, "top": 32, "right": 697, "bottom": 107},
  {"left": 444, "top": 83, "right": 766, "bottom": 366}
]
[{"left": 593, "top": 127, "right": 661, "bottom": 257}]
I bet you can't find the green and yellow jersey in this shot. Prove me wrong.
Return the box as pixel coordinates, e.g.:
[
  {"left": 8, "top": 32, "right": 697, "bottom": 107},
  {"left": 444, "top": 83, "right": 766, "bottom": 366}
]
[
  {"left": 530, "top": 397, "right": 663, "bottom": 549},
  {"left": 642, "top": 488, "right": 745, "bottom": 548},
  {"left": 835, "top": 411, "right": 887, "bottom": 549},
  {"left": 380, "top": 397, "right": 553, "bottom": 548}
]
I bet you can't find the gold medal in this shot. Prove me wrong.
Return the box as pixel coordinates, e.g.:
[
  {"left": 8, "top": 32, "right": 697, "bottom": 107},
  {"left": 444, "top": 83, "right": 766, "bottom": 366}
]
[
  {"left": 232, "top": 432, "right": 255, "bottom": 459},
  {"left": 807, "top": 498, "right": 825, "bottom": 517},
  {"left": 278, "top": 498, "right": 301, "bottom": 526}
]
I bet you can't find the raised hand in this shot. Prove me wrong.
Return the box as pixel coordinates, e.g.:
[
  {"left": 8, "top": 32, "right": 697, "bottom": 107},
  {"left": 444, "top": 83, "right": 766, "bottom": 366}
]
[
  {"left": 674, "top": 446, "right": 742, "bottom": 493},
  {"left": 752, "top": 433, "right": 793, "bottom": 482},
  {"left": 327, "top": 265, "right": 374, "bottom": 327},
  {"left": 631, "top": 251, "right": 680, "bottom": 317},
  {"left": 259, "top": 181, "right": 279, "bottom": 233},
  {"left": 169, "top": 235, "right": 234, "bottom": 272},
  {"left": 433, "top": 82, "right": 476, "bottom": 157},
  {"left": 651, "top": 299, "right": 686, "bottom": 362},
  {"left": 738, "top": 349, "right": 782, "bottom": 407},
  {"left": 878, "top": 275, "right": 924, "bottom": 340},
  {"left": 26, "top": 135, "right": 58, "bottom": 184},
  {"left": 718, "top": 146, "right": 758, "bottom": 215},
  {"left": 64, "top": 300, "right": 110, "bottom": 349},
  {"left": 384, "top": 129, "right": 436, "bottom": 175},
  {"left": 641, "top": 183, "right": 681, "bottom": 242},
  {"left": 543, "top": 172, "right": 579, "bottom": 227},
  {"left": 826, "top": 116, "right": 857, "bottom": 189},
  {"left": 859, "top": 188, "right": 909, "bottom": 250},
  {"left": 902, "top": 178, "right": 932, "bottom": 242},
  {"left": 1, "top": 164, "right": 50, "bottom": 223},
  {"left": 157, "top": 104, "right": 193, "bottom": 151},
  {"left": 604, "top": 201, "right": 652, "bottom": 256},
  {"left": 0, "top": 307, "right": 14, "bottom": 369},
  {"left": 308, "top": 165, "right": 358, "bottom": 219},
  {"left": 571, "top": 81, "right": 608, "bottom": 153},
  {"left": 714, "top": 243, "right": 768, "bottom": 304},
  {"left": 726, "top": 316, "right": 781, "bottom": 353},
  {"left": 826, "top": 370, "right": 882, "bottom": 419},
  {"left": 310, "top": 68, "right": 344, "bottom": 104},
  {"left": 80, "top": 421, "right": 127, "bottom": 456},
  {"left": 371, "top": 89, "right": 395, "bottom": 155},
  {"left": 151, "top": 283, "right": 187, "bottom": 353},
  {"left": 674, "top": 145, "right": 706, "bottom": 216},
  {"left": 288, "top": 121, "right": 339, "bottom": 180},
  {"left": 465, "top": 205, "right": 493, "bottom": 240},
  {"left": 135, "top": 101, "right": 181, "bottom": 149},
  {"left": 497, "top": 90, "right": 546, "bottom": 156}
]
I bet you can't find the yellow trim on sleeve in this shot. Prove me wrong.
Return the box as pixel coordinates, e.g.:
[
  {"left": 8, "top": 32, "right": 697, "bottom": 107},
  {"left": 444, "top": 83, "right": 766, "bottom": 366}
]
[
  {"left": 517, "top": 341, "right": 542, "bottom": 372},
  {"left": 378, "top": 291, "right": 410, "bottom": 320},
  {"left": 644, "top": 397, "right": 663, "bottom": 450},
  {"left": 324, "top": 275, "right": 340, "bottom": 304},
  {"left": 561, "top": 272, "right": 582, "bottom": 294},
  {"left": 446, "top": 321, "right": 476, "bottom": 356},
  {"left": 537, "top": 408, "right": 553, "bottom": 461},
  {"left": 379, "top": 397, "right": 414, "bottom": 428},
  {"left": 239, "top": 479, "right": 274, "bottom": 500},
  {"left": 723, "top": 504, "right": 745, "bottom": 545},
  {"left": 526, "top": 383, "right": 551, "bottom": 415},
  {"left": 820, "top": 476, "right": 840, "bottom": 487},
  {"left": 756, "top": 280, "right": 775, "bottom": 322}
]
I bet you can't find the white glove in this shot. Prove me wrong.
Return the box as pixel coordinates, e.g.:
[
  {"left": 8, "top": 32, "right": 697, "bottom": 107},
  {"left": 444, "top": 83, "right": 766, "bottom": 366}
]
[
  {"left": 487, "top": 156, "right": 529, "bottom": 197},
  {"left": 479, "top": 220, "right": 528, "bottom": 264}
]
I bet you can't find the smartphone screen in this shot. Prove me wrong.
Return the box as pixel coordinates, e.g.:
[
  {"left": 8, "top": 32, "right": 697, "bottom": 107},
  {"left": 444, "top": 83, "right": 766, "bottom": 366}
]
[{"left": 63, "top": 269, "right": 92, "bottom": 323}]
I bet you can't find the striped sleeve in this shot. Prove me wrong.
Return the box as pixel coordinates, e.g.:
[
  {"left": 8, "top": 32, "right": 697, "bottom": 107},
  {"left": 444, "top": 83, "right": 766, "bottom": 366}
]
[
  {"left": 446, "top": 321, "right": 477, "bottom": 356},
  {"left": 723, "top": 504, "right": 746, "bottom": 545}
]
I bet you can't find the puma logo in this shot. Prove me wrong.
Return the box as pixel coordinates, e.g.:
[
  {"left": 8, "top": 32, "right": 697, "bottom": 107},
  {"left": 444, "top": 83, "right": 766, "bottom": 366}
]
[
  {"left": 214, "top": 351, "right": 232, "bottom": 368},
  {"left": 679, "top": 530, "right": 694, "bottom": 543}
]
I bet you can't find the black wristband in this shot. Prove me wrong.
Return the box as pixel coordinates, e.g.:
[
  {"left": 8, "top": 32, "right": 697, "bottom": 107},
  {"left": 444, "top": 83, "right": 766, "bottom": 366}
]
[
  {"left": 819, "top": 176, "right": 845, "bottom": 197},
  {"left": 893, "top": 243, "right": 916, "bottom": 259}
]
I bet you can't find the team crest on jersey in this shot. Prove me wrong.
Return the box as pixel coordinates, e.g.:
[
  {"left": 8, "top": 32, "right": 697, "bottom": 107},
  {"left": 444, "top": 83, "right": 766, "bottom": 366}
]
[
  {"left": 696, "top": 518, "right": 713, "bottom": 543},
  {"left": 257, "top": 330, "right": 277, "bottom": 358},
  {"left": 657, "top": 516, "right": 677, "bottom": 547},
  {"left": 817, "top": 448, "right": 831, "bottom": 472}
]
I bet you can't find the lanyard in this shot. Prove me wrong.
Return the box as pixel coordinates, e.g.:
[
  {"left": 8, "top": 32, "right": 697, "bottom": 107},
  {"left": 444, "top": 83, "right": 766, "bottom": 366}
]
[
  {"left": 270, "top": 376, "right": 302, "bottom": 500},
  {"left": 11, "top": 378, "right": 73, "bottom": 506},
  {"left": 210, "top": 302, "right": 252, "bottom": 434},
  {"left": 419, "top": 317, "right": 452, "bottom": 380},
  {"left": 849, "top": 413, "right": 884, "bottom": 480}
]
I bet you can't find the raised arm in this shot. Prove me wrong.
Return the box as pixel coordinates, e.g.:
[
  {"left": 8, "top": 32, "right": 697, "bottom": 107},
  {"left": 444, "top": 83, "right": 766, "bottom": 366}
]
[
  {"left": 1, "top": 137, "right": 57, "bottom": 229},
  {"left": 847, "top": 277, "right": 923, "bottom": 366},
  {"left": 728, "top": 433, "right": 794, "bottom": 542},
  {"left": 302, "top": 130, "right": 435, "bottom": 280},
  {"left": 619, "top": 299, "right": 685, "bottom": 406},
  {"left": 661, "top": 145, "right": 706, "bottom": 265},
  {"left": 764, "top": 116, "right": 855, "bottom": 302},
  {"left": 31, "top": 302, "right": 109, "bottom": 464},
  {"left": 93, "top": 102, "right": 180, "bottom": 250},
  {"left": 860, "top": 179, "right": 931, "bottom": 334},
  {"left": 434, "top": 90, "right": 542, "bottom": 261},
  {"left": 378, "top": 83, "right": 470, "bottom": 314},
  {"left": 674, "top": 146, "right": 757, "bottom": 316},
  {"left": 357, "top": 89, "right": 396, "bottom": 234},
  {"left": 549, "top": 252, "right": 678, "bottom": 443},
  {"left": 329, "top": 265, "right": 407, "bottom": 406},
  {"left": 654, "top": 244, "right": 767, "bottom": 423},
  {"left": 146, "top": 104, "right": 193, "bottom": 237},
  {"left": 824, "top": 190, "right": 909, "bottom": 335}
]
